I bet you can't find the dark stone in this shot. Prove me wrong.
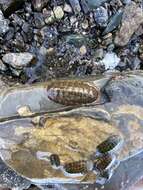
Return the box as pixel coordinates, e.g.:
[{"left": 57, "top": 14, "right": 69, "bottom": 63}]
[
  {"left": 0, "top": 0, "right": 25, "bottom": 17},
  {"left": 34, "top": 13, "right": 45, "bottom": 29}
]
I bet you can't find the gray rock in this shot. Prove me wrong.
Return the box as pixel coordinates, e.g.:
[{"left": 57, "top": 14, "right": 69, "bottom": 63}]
[
  {"left": 53, "top": 6, "right": 64, "bottom": 20},
  {"left": 94, "top": 6, "right": 108, "bottom": 27},
  {"left": 2, "top": 53, "right": 36, "bottom": 69},
  {"left": 102, "top": 9, "right": 123, "bottom": 35},
  {"left": 0, "top": 158, "right": 31, "bottom": 189},
  {"left": 68, "top": 0, "right": 81, "bottom": 14},
  {"left": 0, "top": 11, "right": 9, "bottom": 36},
  {"left": 0, "top": 60, "right": 7, "bottom": 72},
  {"left": 85, "top": 0, "right": 112, "bottom": 9},
  {"left": 31, "top": 0, "right": 49, "bottom": 12}
]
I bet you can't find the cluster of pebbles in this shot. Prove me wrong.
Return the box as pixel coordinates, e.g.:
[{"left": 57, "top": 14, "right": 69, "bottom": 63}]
[{"left": 0, "top": 0, "right": 142, "bottom": 83}]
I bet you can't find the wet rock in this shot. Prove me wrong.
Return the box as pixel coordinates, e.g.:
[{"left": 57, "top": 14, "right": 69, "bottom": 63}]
[
  {"left": 31, "top": 0, "right": 48, "bottom": 12},
  {"left": 102, "top": 9, "right": 123, "bottom": 35},
  {"left": 53, "top": 6, "right": 64, "bottom": 20},
  {"left": 2, "top": 53, "right": 36, "bottom": 69},
  {"left": 94, "top": 48, "right": 104, "bottom": 59},
  {"left": 0, "top": 60, "right": 7, "bottom": 72},
  {"left": 85, "top": 0, "right": 112, "bottom": 9},
  {"left": 44, "top": 9, "right": 55, "bottom": 24},
  {"left": 115, "top": 2, "right": 143, "bottom": 46},
  {"left": 34, "top": 13, "right": 45, "bottom": 29},
  {"left": 94, "top": 6, "right": 108, "bottom": 27},
  {"left": 4, "top": 27, "right": 14, "bottom": 41},
  {"left": 68, "top": 0, "right": 81, "bottom": 14},
  {"left": 64, "top": 3, "right": 72, "bottom": 13},
  {"left": 0, "top": 11, "right": 9, "bottom": 36},
  {"left": 40, "top": 26, "right": 58, "bottom": 48},
  {"left": 0, "top": 158, "right": 30, "bottom": 189}
]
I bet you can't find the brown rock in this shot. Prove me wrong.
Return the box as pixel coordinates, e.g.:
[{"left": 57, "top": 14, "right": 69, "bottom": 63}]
[{"left": 115, "top": 2, "right": 143, "bottom": 46}]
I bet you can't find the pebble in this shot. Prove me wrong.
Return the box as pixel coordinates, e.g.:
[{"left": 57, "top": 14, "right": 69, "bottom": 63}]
[
  {"left": 31, "top": 0, "right": 48, "bottom": 12},
  {"left": 53, "top": 6, "right": 64, "bottom": 20},
  {"left": 0, "top": 10, "right": 9, "bottom": 36},
  {"left": 0, "top": 0, "right": 25, "bottom": 17},
  {"left": 94, "top": 48, "right": 104, "bottom": 59},
  {"left": 79, "top": 45, "right": 87, "bottom": 55},
  {"left": 94, "top": 6, "right": 108, "bottom": 27},
  {"left": 44, "top": 10, "right": 55, "bottom": 24},
  {"left": 68, "top": 0, "right": 81, "bottom": 14},
  {"left": 115, "top": 2, "right": 143, "bottom": 46},
  {"left": 86, "top": 0, "right": 112, "bottom": 9},
  {"left": 102, "top": 9, "right": 123, "bottom": 35},
  {"left": 64, "top": 3, "right": 72, "bottom": 13},
  {"left": 99, "top": 52, "right": 120, "bottom": 70},
  {"left": 2, "top": 53, "right": 36, "bottom": 69},
  {"left": 0, "top": 59, "right": 7, "bottom": 71},
  {"left": 34, "top": 12, "right": 45, "bottom": 28}
]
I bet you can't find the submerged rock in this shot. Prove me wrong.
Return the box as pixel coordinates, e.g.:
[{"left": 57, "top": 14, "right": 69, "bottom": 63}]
[
  {"left": 1, "top": 72, "right": 143, "bottom": 190},
  {"left": 2, "top": 53, "right": 36, "bottom": 69},
  {"left": 115, "top": 2, "right": 143, "bottom": 46}
]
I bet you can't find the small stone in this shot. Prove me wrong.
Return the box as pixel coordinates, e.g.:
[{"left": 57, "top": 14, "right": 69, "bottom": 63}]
[
  {"left": 2, "top": 53, "right": 36, "bottom": 69},
  {"left": 81, "top": 19, "right": 89, "bottom": 30},
  {"left": 0, "top": 0, "right": 25, "bottom": 17},
  {"left": 4, "top": 27, "right": 14, "bottom": 41},
  {"left": 31, "top": 0, "right": 48, "bottom": 12},
  {"left": 17, "top": 106, "right": 33, "bottom": 117},
  {"left": 0, "top": 10, "right": 9, "bottom": 36},
  {"left": 115, "top": 2, "right": 143, "bottom": 46},
  {"left": 44, "top": 10, "right": 55, "bottom": 24},
  {"left": 94, "top": 48, "right": 104, "bottom": 59},
  {"left": 94, "top": 6, "right": 108, "bottom": 27},
  {"left": 99, "top": 52, "right": 120, "bottom": 70},
  {"left": 0, "top": 59, "right": 7, "bottom": 71},
  {"left": 80, "top": 45, "right": 87, "bottom": 55},
  {"left": 34, "top": 13, "right": 45, "bottom": 29},
  {"left": 102, "top": 9, "right": 123, "bottom": 35},
  {"left": 85, "top": 0, "right": 112, "bottom": 9},
  {"left": 64, "top": 3, "right": 72, "bottom": 13},
  {"left": 68, "top": 0, "right": 81, "bottom": 14},
  {"left": 53, "top": 6, "right": 64, "bottom": 20}
]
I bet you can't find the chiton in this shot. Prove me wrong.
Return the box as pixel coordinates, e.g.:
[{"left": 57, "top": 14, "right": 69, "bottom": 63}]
[{"left": 47, "top": 80, "right": 100, "bottom": 106}]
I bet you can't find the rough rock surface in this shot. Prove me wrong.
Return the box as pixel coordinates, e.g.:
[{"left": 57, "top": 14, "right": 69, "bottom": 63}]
[
  {"left": 2, "top": 53, "right": 36, "bottom": 69},
  {"left": 0, "top": 11, "right": 9, "bottom": 35},
  {"left": 0, "top": 72, "right": 143, "bottom": 190},
  {"left": 115, "top": 2, "right": 143, "bottom": 46}
]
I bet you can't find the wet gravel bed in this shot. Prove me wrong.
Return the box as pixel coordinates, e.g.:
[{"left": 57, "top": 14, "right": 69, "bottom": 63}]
[{"left": 0, "top": 0, "right": 142, "bottom": 84}]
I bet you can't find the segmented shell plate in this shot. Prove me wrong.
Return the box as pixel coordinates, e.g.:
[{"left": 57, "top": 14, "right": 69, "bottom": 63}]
[
  {"left": 94, "top": 154, "right": 113, "bottom": 172},
  {"left": 64, "top": 160, "right": 88, "bottom": 174},
  {"left": 96, "top": 135, "right": 122, "bottom": 154},
  {"left": 47, "top": 80, "right": 100, "bottom": 106}
]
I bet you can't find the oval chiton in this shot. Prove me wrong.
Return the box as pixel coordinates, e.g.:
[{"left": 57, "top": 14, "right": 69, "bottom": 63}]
[
  {"left": 47, "top": 80, "right": 100, "bottom": 106},
  {"left": 63, "top": 160, "right": 88, "bottom": 174}
]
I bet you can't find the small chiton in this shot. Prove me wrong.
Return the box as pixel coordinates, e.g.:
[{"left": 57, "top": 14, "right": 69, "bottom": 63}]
[
  {"left": 49, "top": 154, "right": 61, "bottom": 168},
  {"left": 96, "top": 135, "right": 122, "bottom": 154},
  {"left": 47, "top": 80, "right": 100, "bottom": 106},
  {"left": 64, "top": 160, "right": 88, "bottom": 174},
  {"left": 93, "top": 154, "right": 113, "bottom": 172}
]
